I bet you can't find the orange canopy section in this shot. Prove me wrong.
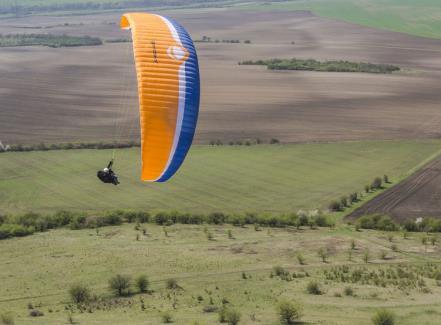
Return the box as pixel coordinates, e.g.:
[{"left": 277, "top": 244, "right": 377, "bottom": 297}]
[{"left": 121, "top": 13, "right": 200, "bottom": 182}]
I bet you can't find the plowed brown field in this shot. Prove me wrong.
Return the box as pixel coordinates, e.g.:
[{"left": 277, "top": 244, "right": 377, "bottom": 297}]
[
  {"left": 348, "top": 154, "right": 441, "bottom": 221},
  {"left": 1, "top": 10, "right": 441, "bottom": 145}
]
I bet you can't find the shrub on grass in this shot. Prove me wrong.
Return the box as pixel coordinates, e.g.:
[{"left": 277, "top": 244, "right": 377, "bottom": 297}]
[
  {"left": 29, "top": 310, "right": 44, "bottom": 317},
  {"left": 340, "top": 196, "right": 348, "bottom": 208},
  {"left": 161, "top": 311, "right": 173, "bottom": 323},
  {"left": 0, "top": 312, "right": 14, "bottom": 325},
  {"left": 203, "top": 305, "right": 218, "bottom": 313},
  {"left": 166, "top": 278, "right": 179, "bottom": 290},
  {"left": 328, "top": 201, "right": 342, "bottom": 212},
  {"left": 67, "top": 313, "right": 75, "bottom": 324},
  {"left": 344, "top": 287, "right": 354, "bottom": 296},
  {"left": 349, "top": 193, "right": 358, "bottom": 204},
  {"left": 277, "top": 300, "right": 303, "bottom": 324},
  {"left": 207, "top": 212, "right": 227, "bottom": 225},
  {"left": 357, "top": 215, "right": 398, "bottom": 231},
  {"left": 306, "top": 281, "right": 322, "bottom": 295},
  {"left": 296, "top": 253, "right": 305, "bottom": 265},
  {"left": 314, "top": 214, "right": 329, "bottom": 227},
  {"left": 223, "top": 308, "right": 241, "bottom": 325},
  {"left": 136, "top": 211, "right": 150, "bottom": 223},
  {"left": 351, "top": 239, "right": 356, "bottom": 250},
  {"left": 69, "top": 284, "right": 90, "bottom": 304},
  {"left": 104, "top": 211, "right": 124, "bottom": 225},
  {"left": 363, "top": 249, "right": 371, "bottom": 264},
  {"left": 272, "top": 266, "right": 289, "bottom": 278},
  {"left": 372, "top": 309, "right": 395, "bottom": 325},
  {"left": 219, "top": 307, "right": 241, "bottom": 324},
  {"left": 371, "top": 177, "right": 383, "bottom": 190},
  {"left": 0, "top": 224, "right": 34, "bottom": 239},
  {"left": 69, "top": 214, "right": 87, "bottom": 230},
  {"left": 109, "top": 274, "right": 131, "bottom": 296},
  {"left": 156, "top": 212, "right": 173, "bottom": 225},
  {"left": 317, "top": 247, "right": 329, "bottom": 263},
  {"left": 135, "top": 275, "right": 149, "bottom": 293}
]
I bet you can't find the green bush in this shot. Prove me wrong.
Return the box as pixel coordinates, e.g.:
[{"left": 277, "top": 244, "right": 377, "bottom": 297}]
[
  {"left": 207, "top": 212, "right": 227, "bottom": 225},
  {"left": 154, "top": 212, "right": 171, "bottom": 225},
  {"left": 224, "top": 308, "right": 241, "bottom": 325},
  {"left": 306, "top": 281, "right": 322, "bottom": 295},
  {"left": 109, "top": 274, "right": 131, "bottom": 296},
  {"left": 161, "top": 311, "right": 173, "bottom": 323},
  {"left": 314, "top": 214, "right": 329, "bottom": 227},
  {"left": 277, "top": 300, "right": 303, "bottom": 324},
  {"left": 135, "top": 275, "right": 149, "bottom": 293},
  {"left": 340, "top": 196, "right": 348, "bottom": 208},
  {"left": 371, "top": 177, "right": 383, "bottom": 189},
  {"left": 329, "top": 201, "right": 342, "bottom": 212},
  {"left": 0, "top": 312, "right": 14, "bottom": 325},
  {"left": 29, "top": 310, "right": 44, "bottom": 317},
  {"left": 357, "top": 215, "right": 398, "bottom": 231},
  {"left": 101, "top": 211, "right": 123, "bottom": 226},
  {"left": 0, "top": 223, "right": 35, "bottom": 239},
  {"left": 273, "top": 266, "right": 289, "bottom": 278},
  {"left": 317, "top": 247, "right": 329, "bottom": 263},
  {"left": 344, "top": 287, "right": 354, "bottom": 296},
  {"left": 69, "top": 284, "right": 90, "bottom": 304},
  {"left": 166, "top": 278, "right": 179, "bottom": 290},
  {"left": 372, "top": 309, "right": 395, "bottom": 325},
  {"left": 203, "top": 305, "right": 219, "bottom": 313}
]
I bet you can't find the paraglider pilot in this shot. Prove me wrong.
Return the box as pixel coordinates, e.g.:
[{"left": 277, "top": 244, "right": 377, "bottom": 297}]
[{"left": 97, "top": 160, "right": 120, "bottom": 185}]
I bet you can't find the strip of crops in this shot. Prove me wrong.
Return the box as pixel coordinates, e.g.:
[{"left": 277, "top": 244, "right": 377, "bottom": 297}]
[
  {"left": 239, "top": 58, "right": 400, "bottom": 74},
  {"left": 0, "top": 34, "right": 103, "bottom": 48}
]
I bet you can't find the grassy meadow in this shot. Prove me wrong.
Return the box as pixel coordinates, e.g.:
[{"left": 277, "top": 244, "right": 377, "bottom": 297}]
[
  {"left": 242, "top": 0, "right": 441, "bottom": 39},
  {"left": 1, "top": 140, "right": 441, "bottom": 216},
  {"left": 0, "top": 223, "right": 440, "bottom": 324}
]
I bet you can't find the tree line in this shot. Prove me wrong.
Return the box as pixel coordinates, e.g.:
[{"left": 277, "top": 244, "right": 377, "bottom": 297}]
[
  {"left": 0, "top": 210, "right": 334, "bottom": 240},
  {"left": 195, "top": 36, "right": 251, "bottom": 44},
  {"left": 0, "top": 34, "right": 103, "bottom": 48},
  {"left": 328, "top": 175, "right": 389, "bottom": 212},
  {"left": 0, "top": 141, "right": 140, "bottom": 153},
  {"left": 0, "top": 0, "right": 232, "bottom": 16},
  {"left": 356, "top": 214, "right": 441, "bottom": 233},
  {"left": 239, "top": 58, "right": 400, "bottom": 74}
]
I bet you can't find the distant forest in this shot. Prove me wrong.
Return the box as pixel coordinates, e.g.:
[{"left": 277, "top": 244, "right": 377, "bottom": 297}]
[
  {"left": 0, "top": 0, "right": 254, "bottom": 15},
  {"left": 0, "top": 34, "right": 103, "bottom": 48},
  {"left": 239, "top": 58, "right": 400, "bottom": 74}
]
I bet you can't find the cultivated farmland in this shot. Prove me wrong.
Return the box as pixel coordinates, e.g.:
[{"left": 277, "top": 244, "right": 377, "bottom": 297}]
[
  {"left": 0, "top": 9, "right": 441, "bottom": 145},
  {"left": 0, "top": 141, "right": 440, "bottom": 215}
]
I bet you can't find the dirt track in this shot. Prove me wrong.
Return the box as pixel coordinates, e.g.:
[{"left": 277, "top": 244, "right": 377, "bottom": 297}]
[
  {"left": 347, "top": 154, "right": 441, "bottom": 221},
  {"left": 1, "top": 10, "right": 441, "bottom": 145}
]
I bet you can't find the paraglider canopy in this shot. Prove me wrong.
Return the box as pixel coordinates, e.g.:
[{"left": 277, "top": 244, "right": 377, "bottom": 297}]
[{"left": 121, "top": 13, "right": 200, "bottom": 182}]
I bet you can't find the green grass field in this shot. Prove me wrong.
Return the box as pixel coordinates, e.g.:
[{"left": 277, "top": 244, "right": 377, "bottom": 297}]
[
  {"left": 2, "top": 1, "right": 440, "bottom": 39},
  {"left": 1, "top": 223, "right": 440, "bottom": 324},
  {"left": 1, "top": 140, "right": 440, "bottom": 216},
  {"left": 241, "top": 0, "right": 441, "bottom": 40}
]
